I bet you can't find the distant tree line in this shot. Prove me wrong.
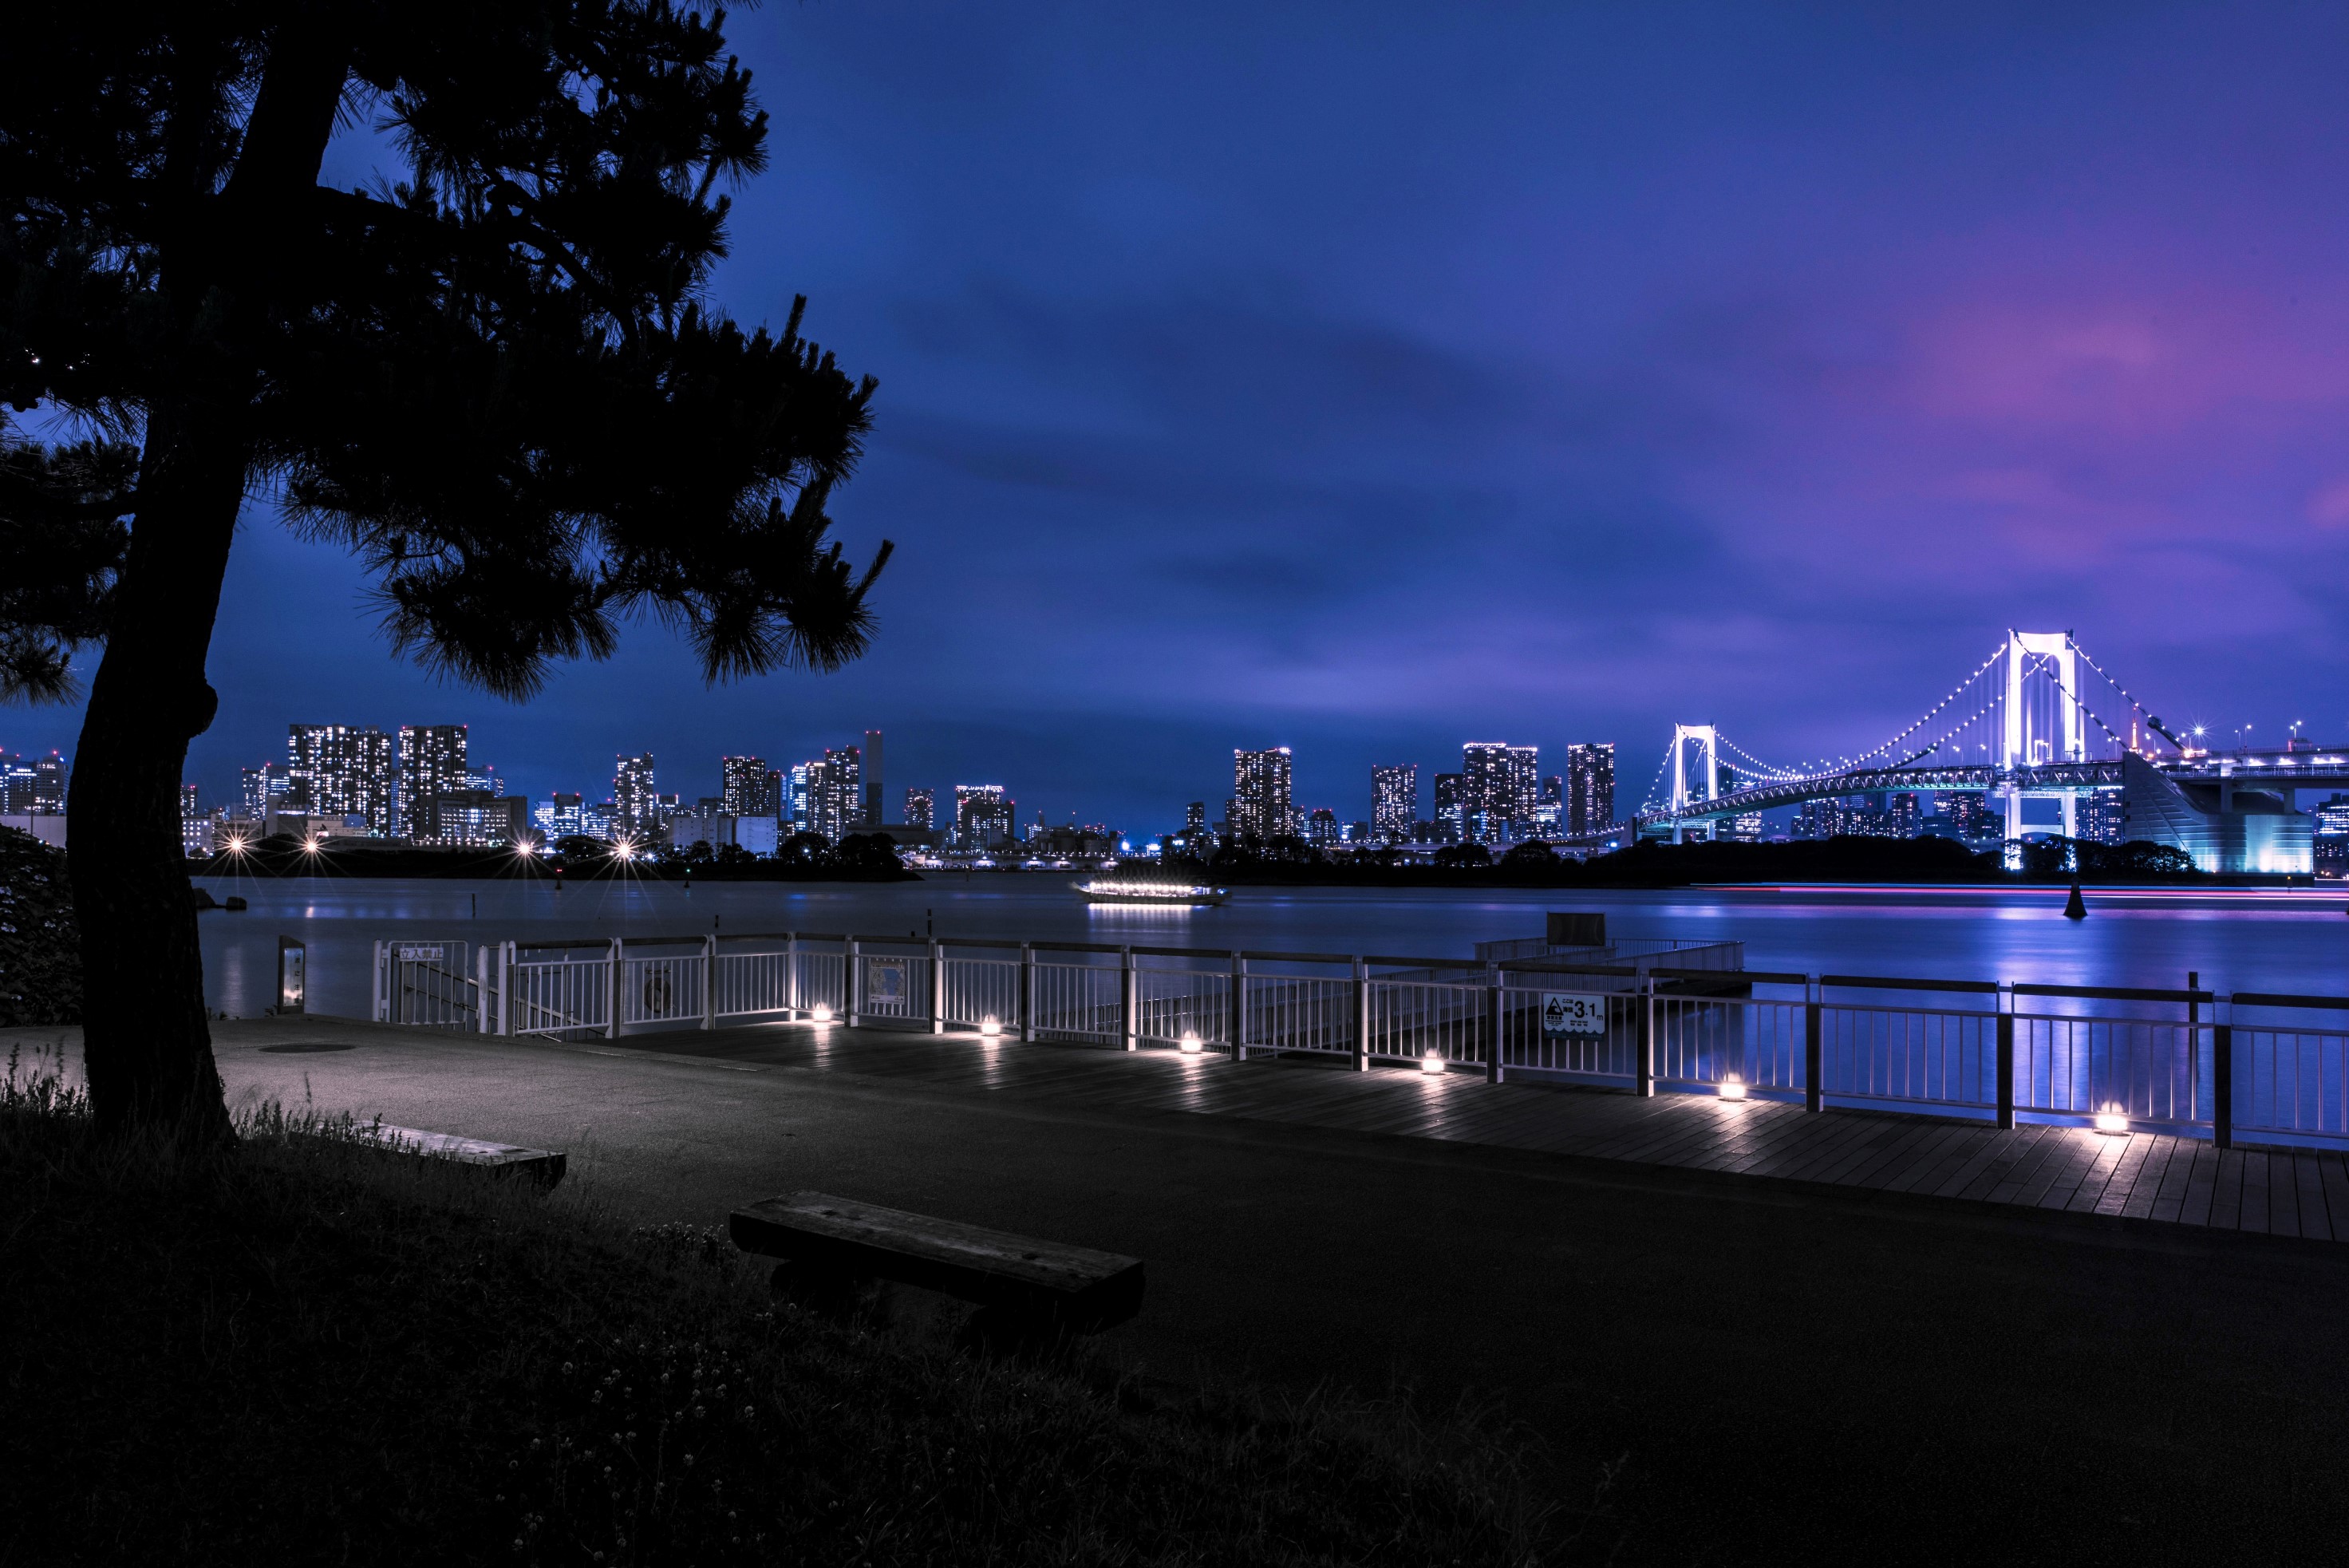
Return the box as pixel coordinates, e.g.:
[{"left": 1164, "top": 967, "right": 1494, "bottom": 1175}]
[{"left": 1156, "top": 831, "right": 2207, "bottom": 887}]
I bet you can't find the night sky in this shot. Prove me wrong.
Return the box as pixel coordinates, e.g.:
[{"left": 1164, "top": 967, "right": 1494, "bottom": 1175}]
[{"left": 15, "top": 4, "right": 2349, "bottom": 833}]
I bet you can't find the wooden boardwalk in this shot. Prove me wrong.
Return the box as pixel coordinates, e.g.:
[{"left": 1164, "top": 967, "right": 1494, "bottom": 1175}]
[{"left": 612, "top": 1020, "right": 2349, "bottom": 1245}]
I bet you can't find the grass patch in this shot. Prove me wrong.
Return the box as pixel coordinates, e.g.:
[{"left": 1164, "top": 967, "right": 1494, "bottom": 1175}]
[{"left": 0, "top": 1046, "right": 1591, "bottom": 1565}]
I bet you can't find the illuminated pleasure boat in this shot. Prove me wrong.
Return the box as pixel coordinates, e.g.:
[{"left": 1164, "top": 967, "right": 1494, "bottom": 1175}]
[{"left": 1074, "top": 876, "right": 1229, "bottom": 906}]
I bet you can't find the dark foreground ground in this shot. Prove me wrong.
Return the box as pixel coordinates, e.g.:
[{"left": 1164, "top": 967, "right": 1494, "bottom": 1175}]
[{"left": 12, "top": 1015, "right": 2349, "bottom": 1563}]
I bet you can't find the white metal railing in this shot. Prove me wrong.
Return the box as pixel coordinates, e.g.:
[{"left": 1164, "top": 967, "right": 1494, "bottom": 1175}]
[
  {"left": 366, "top": 929, "right": 2349, "bottom": 1151},
  {"left": 2014, "top": 1014, "right": 2201, "bottom": 1128},
  {"left": 506, "top": 954, "right": 610, "bottom": 1038},
  {"left": 373, "top": 940, "right": 478, "bottom": 1029},
  {"left": 942, "top": 957, "right": 1022, "bottom": 1033},
  {"left": 1032, "top": 960, "right": 1121, "bottom": 1045},
  {"left": 1819, "top": 1004, "right": 1998, "bottom": 1110}
]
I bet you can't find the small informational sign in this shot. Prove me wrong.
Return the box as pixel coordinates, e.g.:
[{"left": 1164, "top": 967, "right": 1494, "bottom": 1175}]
[
  {"left": 278, "top": 937, "right": 307, "bottom": 1015},
  {"left": 395, "top": 943, "right": 444, "bottom": 962},
  {"left": 868, "top": 959, "right": 907, "bottom": 1005},
  {"left": 1541, "top": 992, "right": 1605, "bottom": 1038}
]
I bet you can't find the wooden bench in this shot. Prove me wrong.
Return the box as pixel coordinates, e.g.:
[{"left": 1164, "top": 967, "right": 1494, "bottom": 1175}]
[
  {"left": 355, "top": 1124, "right": 567, "bottom": 1190},
  {"left": 729, "top": 1191, "right": 1144, "bottom": 1337}
]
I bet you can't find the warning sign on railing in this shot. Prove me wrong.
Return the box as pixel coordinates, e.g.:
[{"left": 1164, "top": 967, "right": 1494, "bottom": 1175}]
[{"left": 1541, "top": 993, "right": 1606, "bottom": 1038}]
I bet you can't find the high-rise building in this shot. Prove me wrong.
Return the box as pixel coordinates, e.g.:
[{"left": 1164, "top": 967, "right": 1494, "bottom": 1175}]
[
  {"left": 433, "top": 791, "right": 531, "bottom": 847},
  {"left": 1794, "top": 795, "right": 1901, "bottom": 839},
  {"left": 1185, "top": 801, "right": 1206, "bottom": 833},
  {"left": 180, "top": 784, "right": 211, "bottom": 856},
  {"left": 721, "top": 756, "right": 777, "bottom": 819},
  {"left": 1565, "top": 743, "right": 1616, "bottom": 835},
  {"left": 811, "top": 747, "right": 861, "bottom": 839},
  {"left": 537, "top": 792, "right": 586, "bottom": 840},
  {"left": 863, "top": 730, "right": 885, "bottom": 829},
  {"left": 1305, "top": 807, "right": 1339, "bottom": 847},
  {"left": 903, "top": 787, "right": 936, "bottom": 831},
  {"left": 785, "top": 764, "right": 813, "bottom": 831},
  {"left": 1534, "top": 774, "right": 1565, "bottom": 834},
  {"left": 1461, "top": 743, "right": 1538, "bottom": 840},
  {"left": 1432, "top": 772, "right": 1464, "bottom": 840},
  {"left": 2076, "top": 788, "right": 2125, "bottom": 846},
  {"left": 954, "top": 784, "right": 1013, "bottom": 849},
  {"left": 1937, "top": 792, "right": 1998, "bottom": 843},
  {"left": 1888, "top": 792, "right": 1922, "bottom": 839},
  {"left": 612, "top": 754, "right": 658, "bottom": 838},
  {"left": 289, "top": 724, "right": 394, "bottom": 835},
  {"left": 240, "top": 761, "right": 292, "bottom": 820},
  {"left": 397, "top": 724, "right": 468, "bottom": 842},
  {"left": 1371, "top": 765, "right": 1416, "bottom": 842},
  {"left": 1232, "top": 748, "right": 1294, "bottom": 840}
]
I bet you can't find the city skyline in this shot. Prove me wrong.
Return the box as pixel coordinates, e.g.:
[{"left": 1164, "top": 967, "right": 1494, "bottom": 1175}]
[{"left": 17, "top": 10, "right": 2349, "bottom": 835}]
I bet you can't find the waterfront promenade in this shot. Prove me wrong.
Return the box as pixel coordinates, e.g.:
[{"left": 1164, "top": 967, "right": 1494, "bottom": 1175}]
[{"left": 13, "top": 1011, "right": 2349, "bottom": 1557}]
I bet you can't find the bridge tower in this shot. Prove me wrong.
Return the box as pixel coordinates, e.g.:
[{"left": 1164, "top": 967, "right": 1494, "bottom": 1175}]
[
  {"left": 1668, "top": 724, "right": 1719, "bottom": 843},
  {"left": 2000, "top": 630, "right": 2083, "bottom": 849}
]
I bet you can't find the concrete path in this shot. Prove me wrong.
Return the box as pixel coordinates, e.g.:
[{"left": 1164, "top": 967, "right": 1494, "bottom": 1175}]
[{"left": 16, "top": 1014, "right": 2349, "bottom": 1560}]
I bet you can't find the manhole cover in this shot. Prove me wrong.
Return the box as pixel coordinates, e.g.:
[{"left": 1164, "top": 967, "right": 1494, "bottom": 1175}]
[{"left": 259, "top": 1042, "right": 357, "bottom": 1054}]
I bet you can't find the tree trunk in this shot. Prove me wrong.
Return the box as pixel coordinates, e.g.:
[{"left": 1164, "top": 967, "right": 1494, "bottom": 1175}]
[
  {"left": 67, "top": 11, "right": 353, "bottom": 1140},
  {"left": 69, "top": 403, "right": 249, "bottom": 1143}
]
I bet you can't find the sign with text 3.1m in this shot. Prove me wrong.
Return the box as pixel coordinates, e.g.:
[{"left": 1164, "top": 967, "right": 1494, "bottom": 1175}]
[{"left": 1541, "top": 992, "right": 1606, "bottom": 1038}]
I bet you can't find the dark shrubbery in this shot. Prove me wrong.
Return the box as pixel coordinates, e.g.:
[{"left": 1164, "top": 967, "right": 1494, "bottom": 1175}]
[
  {"left": 0, "top": 825, "right": 77, "bottom": 1025},
  {"left": 0, "top": 1060, "right": 1569, "bottom": 1566}
]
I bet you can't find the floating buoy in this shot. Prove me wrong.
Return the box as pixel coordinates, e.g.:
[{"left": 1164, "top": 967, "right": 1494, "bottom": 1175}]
[{"left": 2063, "top": 883, "right": 2087, "bottom": 920}]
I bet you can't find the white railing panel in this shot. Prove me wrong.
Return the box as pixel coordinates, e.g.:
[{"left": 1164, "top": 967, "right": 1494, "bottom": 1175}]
[
  {"left": 1372, "top": 979, "right": 1489, "bottom": 1066},
  {"left": 1821, "top": 1005, "right": 1996, "bottom": 1108},
  {"left": 1135, "top": 968, "right": 1230, "bottom": 1048},
  {"left": 620, "top": 954, "right": 705, "bottom": 1028},
  {"left": 509, "top": 957, "right": 611, "bottom": 1037},
  {"left": 1243, "top": 977, "right": 1355, "bottom": 1057},
  {"left": 2015, "top": 1014, "right": 2198, "bottom": 1124},
  {"left": 942, "top": 958, "right": 1022, "bottom": 1031},
  {"left": 1032, "top": 962, "right": 1120, "bottom": 1043},
  {"left": 857, "top": 951, "right": 934, "bottom": 1025},
  {"left": 714, "top": 950, "right": 794, "bottom": 1021},
  {"left": 1654, "top": 994, "right": 1804, "bottom": 1093},
  {"left": 2236, "top": 1027, "right": 2349, "bottom": 1141}
]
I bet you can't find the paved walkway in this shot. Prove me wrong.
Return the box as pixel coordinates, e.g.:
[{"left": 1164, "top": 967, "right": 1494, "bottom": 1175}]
[
  {"left": 223, "top": 1013, "right": 2349, "bottom": 1243},
  {"left": 18, "top": 1013, "right": 2349, "bottom": 1561}
]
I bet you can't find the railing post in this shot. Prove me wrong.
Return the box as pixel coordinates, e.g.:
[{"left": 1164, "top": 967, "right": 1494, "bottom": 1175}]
[
  {"left": 1996, "top": 984, "right": 2015, "bottom": 1130},
  {"left": 2213, "top": 990, "right": 2233, "bottom": 1151},
  {"left": 847, "top": 936, "right": 862, "bottom": 1028},
  {"left": 929, "top": 939, "right": 945, "bottom": 1035},
  {"left": 1803, "top": 976, "right": 1822, "bottom": 1113},
  {"left": 1230, "top": 952, "right": 1247, "bottom": 1061},
  {"left": 1020, "top": 942, "right": 1036, "bottom": 1042},
  {"left": 701, "top": 934, "right": 716, "bottom": 1030},
  {"left": 500, "top": 942, "right": 515, "bottom": 1035},
  {"left": 476, "top": 946, "right": 491, "bottom": 1034},
  {"left": 606, "top": 938, "right": 622, "bottom": 1040},
  {"left": 1120, "top": 946, "right": 1138, "bottom": 1051},
  {"left": 1636, "top": 977, "right": 1655, "bottom": 1097},
  {"left": 785, "top": 931, "right": 799, "bottom": 1017},
  {"left": 1352, "top": 957, "right": 1370, "bottom": 1072},
  {"left": 1484, "top": 962, "right": 1503, "bottom": 1084},
  {"left": 373, "top": 940, "right": 386, "bottom": 1023}
]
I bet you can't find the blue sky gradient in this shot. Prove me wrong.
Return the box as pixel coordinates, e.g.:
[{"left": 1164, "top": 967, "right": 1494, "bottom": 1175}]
[{"left": 14, "top": 3, "right": 2349, "bottom": 831}]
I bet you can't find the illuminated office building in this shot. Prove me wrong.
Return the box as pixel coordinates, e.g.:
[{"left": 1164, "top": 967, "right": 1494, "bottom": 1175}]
[
  {"left": 289, "top": 724, "right": 394, "bottom": 835},
  {"left": 1565, "top": 743, "right": 1616, "bottom": 835},
  {"left": 1371, "top": 764, "right": 1417, "bottom": 842},
  {"left": 1233, "top": 748, "right": 1294, "bottom": 839},
  {"left": 397, "top": 724, "right": 468, "bottom": 842}
]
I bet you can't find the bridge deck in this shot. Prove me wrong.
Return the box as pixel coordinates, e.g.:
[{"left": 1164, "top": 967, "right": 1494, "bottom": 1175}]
[{"left": 595, "top": 1020, "right": 2347, "bottom": 1242}]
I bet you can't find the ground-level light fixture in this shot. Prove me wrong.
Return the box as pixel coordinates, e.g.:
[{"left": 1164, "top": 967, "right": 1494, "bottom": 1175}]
[
  {"left": 1179, "top": 1033, "right": 1202, "bottom": 1054},
  {"left": 811, "top": 1005, "right": 835, "bottom": 1024},
  {"left": 2093, "top": 1112, "right": 2130, "bottom": 1136},
  {"left": 1719, "top": 1078, "right": 1749, "bottom": 1101},
  {"left": 1421, "top": 1051, "right": 1445, "bottom": 1076},
  {"left": 980, "top": 1016, "right": 1002, "bottom": 1038}
]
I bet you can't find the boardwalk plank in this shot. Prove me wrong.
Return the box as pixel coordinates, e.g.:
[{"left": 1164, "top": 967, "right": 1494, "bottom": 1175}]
[{"left": 640, "top": 1020, "right": 2349, "bottom": 1247}]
